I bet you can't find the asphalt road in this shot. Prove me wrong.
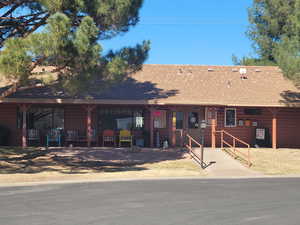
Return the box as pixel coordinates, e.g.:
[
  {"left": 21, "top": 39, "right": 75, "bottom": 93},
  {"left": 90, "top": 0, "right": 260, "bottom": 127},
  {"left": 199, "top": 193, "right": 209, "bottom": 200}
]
[{"left": 1, "top": 178, "right": 300, "bottom": 225}]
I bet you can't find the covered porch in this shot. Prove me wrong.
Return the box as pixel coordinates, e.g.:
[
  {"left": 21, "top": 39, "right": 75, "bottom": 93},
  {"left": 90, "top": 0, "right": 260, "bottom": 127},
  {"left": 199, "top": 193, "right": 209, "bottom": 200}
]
[
  {"left": 17, "top": 103, "right": 216, "bottom": 149},
  {"left": 0, "top": 102, "right": 298, "bottom": 150}
]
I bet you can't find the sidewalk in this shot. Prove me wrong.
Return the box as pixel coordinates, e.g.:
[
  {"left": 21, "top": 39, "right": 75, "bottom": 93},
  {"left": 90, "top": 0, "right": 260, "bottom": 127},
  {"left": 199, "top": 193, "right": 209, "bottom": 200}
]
[{"left": 195, "top": 148, "right": 262, "bottom": 177}]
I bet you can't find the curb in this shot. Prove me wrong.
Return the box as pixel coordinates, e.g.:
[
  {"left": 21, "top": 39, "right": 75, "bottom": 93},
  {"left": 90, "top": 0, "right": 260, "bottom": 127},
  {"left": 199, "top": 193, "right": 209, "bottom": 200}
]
[{"left": 1, "top": 175, "right": 300, "bottom": 188}]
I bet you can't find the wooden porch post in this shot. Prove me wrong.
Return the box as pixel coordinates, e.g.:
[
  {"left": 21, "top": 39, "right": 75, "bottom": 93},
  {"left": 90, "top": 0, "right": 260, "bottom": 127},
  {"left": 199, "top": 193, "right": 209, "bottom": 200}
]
[
  {"left": 20, "top": 104, "right": 29, "bottom": 148},
  {"left": 170, "top": 111, "right": 176, "bottom": 147},
  {"left": 211, "top": 118, "right": 216, "bottom": 150},
  {"left": 85, "top": 105, "right": 96, "bottom": 148},
  {"left": 149, "top": 107, "right": 154, "bottom": 148},
  {"left": 269, "top": 108, "right": 279, "bottom": 150},
  {"left": 272, "top": 112, "right": 277, "bottom": 150}
]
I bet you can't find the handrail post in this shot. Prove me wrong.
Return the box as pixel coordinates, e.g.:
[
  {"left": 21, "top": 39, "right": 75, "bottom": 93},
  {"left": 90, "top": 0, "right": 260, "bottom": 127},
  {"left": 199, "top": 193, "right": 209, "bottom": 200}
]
[
  {"left": 221, "top": 131, "right": 224, "bottom": 149},
  {"left": 248, "top": 147, "right": 250, "bottom": 167},
  {"left": 233, "top": 138, "right": 236, "bottom": 154},
  {"left": 189, "top": 137, "right": 192, "bottom": 157}
]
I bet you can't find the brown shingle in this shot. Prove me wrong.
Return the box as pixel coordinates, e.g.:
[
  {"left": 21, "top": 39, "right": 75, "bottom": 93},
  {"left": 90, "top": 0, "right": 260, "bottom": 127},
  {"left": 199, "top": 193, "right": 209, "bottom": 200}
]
[{"left": 0, "top": 64, "right": 299, "bottom": 107}]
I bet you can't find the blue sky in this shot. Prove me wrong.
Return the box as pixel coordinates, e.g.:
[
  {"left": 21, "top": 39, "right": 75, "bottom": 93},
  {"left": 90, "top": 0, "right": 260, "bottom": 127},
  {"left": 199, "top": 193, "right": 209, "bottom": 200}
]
[{"left": 102, "top": 0, "right": 254, "bottom": 65}]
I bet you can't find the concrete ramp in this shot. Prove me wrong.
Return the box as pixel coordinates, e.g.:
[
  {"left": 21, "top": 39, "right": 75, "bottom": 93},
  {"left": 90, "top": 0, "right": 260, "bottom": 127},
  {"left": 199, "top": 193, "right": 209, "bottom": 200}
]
[{"left": 194, "top": 148, "right": 261, "bottom": 177}]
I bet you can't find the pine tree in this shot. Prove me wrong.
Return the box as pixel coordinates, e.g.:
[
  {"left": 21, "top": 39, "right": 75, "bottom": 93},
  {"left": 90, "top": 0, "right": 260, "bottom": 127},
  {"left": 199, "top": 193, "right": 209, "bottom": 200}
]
[
  {"left": 0, "top": 0, "right": 150, "bottom": 95},
  {"left": 236, "top": 0, "right": 300, "bottom": 82}
]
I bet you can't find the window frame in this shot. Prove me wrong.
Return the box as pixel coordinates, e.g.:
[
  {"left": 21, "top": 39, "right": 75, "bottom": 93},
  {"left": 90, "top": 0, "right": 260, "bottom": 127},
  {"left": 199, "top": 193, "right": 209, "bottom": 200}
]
[
  {"left": 224, "top": 108, "right": 237, "bottom": 128},
  {"left": 17, "top": 106, "right": 65, "bottom": 130},
  {"left": 173, "top": 111, "right": 184, "bottom": 130},
  {"left": 153, "top": 110, "right": 167, "bottom": 129}
]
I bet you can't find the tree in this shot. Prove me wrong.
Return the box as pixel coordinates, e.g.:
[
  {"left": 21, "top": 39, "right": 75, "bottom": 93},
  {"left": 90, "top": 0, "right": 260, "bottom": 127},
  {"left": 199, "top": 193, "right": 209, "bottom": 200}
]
[
  {"left": 235, "top": 0, "right": 297, "bottom": 65},
  {"left": 236, "top": 0, "right": 300, "bottom": 82},
  {"left": 247, "top": 0, "right": 296, "bottom": 63},
  {"left": 0, "top": 0, "right": 150, "bottom": 95}
]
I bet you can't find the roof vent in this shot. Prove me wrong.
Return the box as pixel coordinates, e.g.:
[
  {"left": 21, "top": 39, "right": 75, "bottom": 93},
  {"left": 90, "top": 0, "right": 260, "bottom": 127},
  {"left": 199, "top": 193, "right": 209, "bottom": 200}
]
[
  {"left": 227, "top": 80, "right": 232, "bottom": 88},
  {"left": 239, "top": 68, "right": 248, "bottom": 80},
  {"left": 177, "top": 68, "right": 184, "bottom": 75},
  {"left": 208, "top": 68, "right": 214, "bottom": 72}
]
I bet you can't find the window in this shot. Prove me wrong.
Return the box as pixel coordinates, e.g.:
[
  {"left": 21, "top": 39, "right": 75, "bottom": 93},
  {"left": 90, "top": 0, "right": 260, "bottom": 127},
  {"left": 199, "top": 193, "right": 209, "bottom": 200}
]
[
  {"left": 173, "top": 112, "right": 184, "bottom": 129},
  {"left": 205, "top": 107, "right": 217, "bottom": 125},
  {"left": 188, "top": 112, "right": 199, "bottom": 129},
  {"left": 244, "top": 108, "right": 262, "bottom": 115},
  {"left": 153, "top": 110, "right": 167, "bottom": 128},
  {"left": 17, "top": 107, "right": 64, "bottom": 130},
  {"left": 98, "top": 108, "right": 144, "bottom": 130},
  {"left": 225, "top": 108, "right": 236, "bottom": 127}
]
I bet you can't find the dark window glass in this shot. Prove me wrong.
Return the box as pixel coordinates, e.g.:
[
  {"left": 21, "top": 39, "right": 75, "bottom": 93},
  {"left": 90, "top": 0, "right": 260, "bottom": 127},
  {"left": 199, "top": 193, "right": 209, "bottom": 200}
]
[
  {"left": 98, "top": 108, "right": 144, "bottom": 130},
  {"left": 244, "top": 108, "right": 262, "bottom": 115},
  {"left": 175, "top": 112, "right": 184, "bottom": 129},
  {"left": 153, "top": 110, "right": 167, "bottom": 128},
  {"left": 17, "top": 107, "right": 64, "bottom": 129},
  {"left": 225, "top": 109, "right": 236, "bottom": 127},
  {"left": 188, "top": 112, "right": 199, "bottom": 129}
]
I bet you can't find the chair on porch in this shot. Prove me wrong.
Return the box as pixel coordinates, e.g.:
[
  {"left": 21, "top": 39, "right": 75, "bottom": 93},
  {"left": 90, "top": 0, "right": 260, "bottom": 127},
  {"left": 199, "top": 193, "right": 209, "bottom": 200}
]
[
  {"left": 27, "top": 129, "right": 40, "bottom": 146},
  {"left": 102, "top": 130, "right": 116, "bottom": 147},
  {"left": 119, "top": 130, "right": 133, "bottom": 147},
  {"left": 46, "top": 129, "right": 62, "bottom": 147},
  {"left": 65, "top": 130, "right": 79, "bottom": 146},
  {"left": 77, "top": 129, "right": 98, "bottom": 146}
]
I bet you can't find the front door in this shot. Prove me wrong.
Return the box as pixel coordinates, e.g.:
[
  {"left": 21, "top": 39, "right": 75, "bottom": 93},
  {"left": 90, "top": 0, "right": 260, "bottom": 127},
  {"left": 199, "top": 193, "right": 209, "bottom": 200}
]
[{"left": 172, "top": 111, "right": 184, "bottom": 146}]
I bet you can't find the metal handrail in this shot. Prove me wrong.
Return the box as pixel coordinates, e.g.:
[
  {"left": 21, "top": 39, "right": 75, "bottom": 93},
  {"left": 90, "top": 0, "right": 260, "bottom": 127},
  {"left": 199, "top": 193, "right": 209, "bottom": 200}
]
[
  {"left": 221, "top": 130, "right": 250, "bottom": 147},
  {"left": 185, "top": 133, "right": 205, "bottom": 168},
  {"left": 216, "top": 130, "right": 252, "bottom": 167},
  {"left": 186, "top": 134, "right": 202, "bottom": 148}
]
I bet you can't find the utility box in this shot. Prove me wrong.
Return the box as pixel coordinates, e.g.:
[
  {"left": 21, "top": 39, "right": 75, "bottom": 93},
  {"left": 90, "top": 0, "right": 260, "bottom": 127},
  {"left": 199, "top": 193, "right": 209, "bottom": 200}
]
[{"left": 255, "top": 128, "right": 271, "bottom": 147}]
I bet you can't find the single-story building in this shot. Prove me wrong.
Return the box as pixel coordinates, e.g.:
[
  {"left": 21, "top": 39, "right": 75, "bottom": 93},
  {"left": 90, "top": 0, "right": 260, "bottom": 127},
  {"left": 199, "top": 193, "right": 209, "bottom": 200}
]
[{"left": 0, "top": 64, "right": 300, "bottom": 149}]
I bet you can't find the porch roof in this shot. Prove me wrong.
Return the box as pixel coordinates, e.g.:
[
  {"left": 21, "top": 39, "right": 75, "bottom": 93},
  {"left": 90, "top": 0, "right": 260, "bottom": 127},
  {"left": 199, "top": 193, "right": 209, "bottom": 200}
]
[{"left": 1, "top": 64, "right": 300, "bottom": 107}]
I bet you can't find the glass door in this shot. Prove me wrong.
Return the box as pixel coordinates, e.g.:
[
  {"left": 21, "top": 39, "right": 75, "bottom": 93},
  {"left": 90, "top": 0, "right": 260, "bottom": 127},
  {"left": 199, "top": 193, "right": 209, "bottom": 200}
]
[{"left": 172, "top": 112, "right": 184, "bottom": 146}]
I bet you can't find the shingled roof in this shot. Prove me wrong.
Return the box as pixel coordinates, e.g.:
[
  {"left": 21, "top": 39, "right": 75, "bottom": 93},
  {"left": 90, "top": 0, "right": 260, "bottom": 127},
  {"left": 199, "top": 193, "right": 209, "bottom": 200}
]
[{"left": 0, "top": 64, "right": 300, "bottom": 107}]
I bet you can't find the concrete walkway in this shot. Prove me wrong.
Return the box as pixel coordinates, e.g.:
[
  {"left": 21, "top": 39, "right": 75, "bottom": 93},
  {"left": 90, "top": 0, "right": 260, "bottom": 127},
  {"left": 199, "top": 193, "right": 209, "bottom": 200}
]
[{"left": 194, "top": 148, "right": 262, "bottom": 177}]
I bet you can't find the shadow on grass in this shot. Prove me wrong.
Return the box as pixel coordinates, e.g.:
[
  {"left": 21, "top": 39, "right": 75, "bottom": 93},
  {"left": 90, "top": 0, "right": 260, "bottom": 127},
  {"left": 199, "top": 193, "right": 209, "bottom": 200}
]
[{"left": 0, "top": 147, "right": 187, "bottom": 174}]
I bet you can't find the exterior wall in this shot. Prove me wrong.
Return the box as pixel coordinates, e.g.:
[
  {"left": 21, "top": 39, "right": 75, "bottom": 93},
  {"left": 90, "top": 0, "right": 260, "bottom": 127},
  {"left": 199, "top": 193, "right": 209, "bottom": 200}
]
[
  {"left": 1, "top": 103, "right": 300, "bottom": 148},
  {"left": 215, "top": 107, "right": 300, "bottom": 148},
  {"left": 277, "top": 108, "right": 300, "bottom": 148},
  {"left": 169, "top": 106, "right": 300, "bottom": 149},
  {"left": 0, "top": 103, "right": 19, "bottom": 146},
  {"left": 215, "top": 107, "right": 273, "bottom": 147}
]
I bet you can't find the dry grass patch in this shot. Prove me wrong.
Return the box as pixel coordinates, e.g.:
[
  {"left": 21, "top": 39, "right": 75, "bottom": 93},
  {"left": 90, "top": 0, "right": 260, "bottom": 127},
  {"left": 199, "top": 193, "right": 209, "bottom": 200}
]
[
  {"left": 0, "top": 147, "right": 205, "bottom": 184},
  {"left": 238, "top": 148, "right": 300, "bottom": 175}
]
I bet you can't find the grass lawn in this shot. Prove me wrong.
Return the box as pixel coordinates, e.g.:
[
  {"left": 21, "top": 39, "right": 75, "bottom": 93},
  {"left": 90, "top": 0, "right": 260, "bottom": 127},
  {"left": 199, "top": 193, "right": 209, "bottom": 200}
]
[
  {"left": 238, "top": 148, "right": 300, "bottom": 175},
  {"left": 0, "top": 147, "right": 205, "bottom": 184}
]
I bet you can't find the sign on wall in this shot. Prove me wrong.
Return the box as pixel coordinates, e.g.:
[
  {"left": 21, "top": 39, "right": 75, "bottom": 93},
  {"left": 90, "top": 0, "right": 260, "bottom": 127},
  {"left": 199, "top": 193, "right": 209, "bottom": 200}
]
[{"left": 256, "top": 128, "right": 265, "bottom": 140}]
